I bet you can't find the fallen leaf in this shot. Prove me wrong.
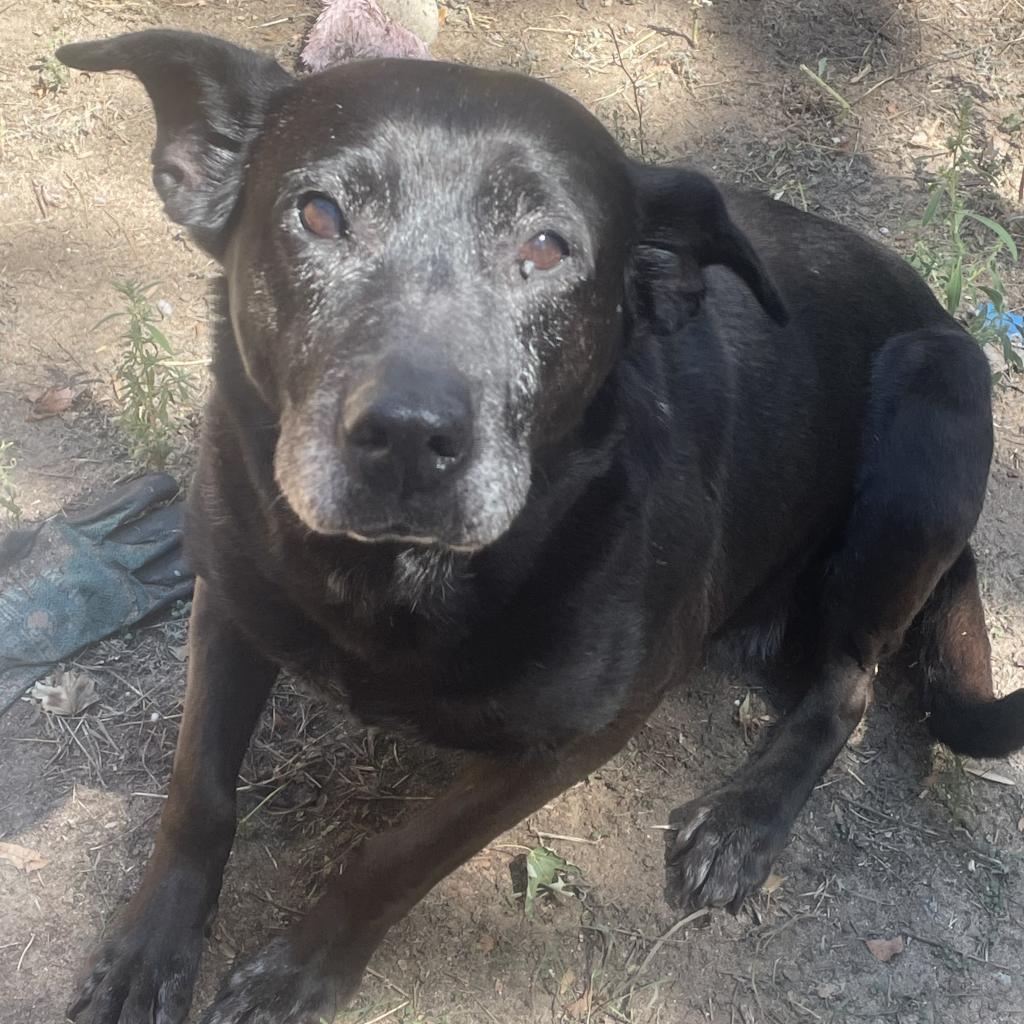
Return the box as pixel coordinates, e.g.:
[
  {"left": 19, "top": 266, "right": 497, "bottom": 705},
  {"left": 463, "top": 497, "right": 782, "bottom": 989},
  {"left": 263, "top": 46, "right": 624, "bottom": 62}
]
[
  {"left": 558, "top": 967, "right": 576, "bottom": 996},
  {"left": 30, "top": 667, "right": 99, "bottom": 716},
  {"left": 0, "top": 841, "right": 48, "bottom": 873},
  {"left": 1017, "top": 816, "right": 1024, "bottom": 833},
  {"left": 734, "top": 690, "right": 770, "bottom": 743},
  {"left": 26, "top": 385, "right": 74, "bottom": 420},
  {"left": 762, "top": 872, "right": 786, "bottom": 895},
  {"left": 565, "top": 985, "right": 593, "bottom": 1019},
  {"left": 865, "top": 936, "right": 905, "bottom": 962},
  {"left": 963, "top": 766, "right": 1015, "bottom": 786}
]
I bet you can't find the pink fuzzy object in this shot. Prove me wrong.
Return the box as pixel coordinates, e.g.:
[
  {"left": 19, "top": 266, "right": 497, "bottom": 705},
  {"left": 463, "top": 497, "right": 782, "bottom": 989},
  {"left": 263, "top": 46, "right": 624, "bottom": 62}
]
[{"left": 301, "top": 0, "right": 431, "bottom": 70}]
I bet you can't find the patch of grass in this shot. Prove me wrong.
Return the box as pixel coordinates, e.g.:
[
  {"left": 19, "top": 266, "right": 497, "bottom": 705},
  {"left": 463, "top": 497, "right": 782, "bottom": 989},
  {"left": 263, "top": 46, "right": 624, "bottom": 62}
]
[
  {"left": 32, "top": 54, "right": 70, "bottom": 97},
  {"left": 908, "top": 99, "right": 1021, "bottom": 372},
  {"left": 99, "top": 279, "right": 200, "bottom": 469},
  {"left": 0, "top": 440, "right": 22, "bottom": 523}
]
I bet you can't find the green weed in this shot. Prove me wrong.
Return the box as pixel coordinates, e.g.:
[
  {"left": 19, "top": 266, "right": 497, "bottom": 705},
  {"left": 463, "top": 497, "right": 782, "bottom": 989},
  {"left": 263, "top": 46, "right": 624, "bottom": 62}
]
[
  {"left": 32, "top": 54, "right": 70, "bottom": 97},
  {"left": 523, "top": 845, "right": 584, "bottom": 918},
  {"left": 908, "top": 99, "right": 1021, "bottom": 372},
  {"left": 99, "top": 280, "right": 199, "bottom": 469}
]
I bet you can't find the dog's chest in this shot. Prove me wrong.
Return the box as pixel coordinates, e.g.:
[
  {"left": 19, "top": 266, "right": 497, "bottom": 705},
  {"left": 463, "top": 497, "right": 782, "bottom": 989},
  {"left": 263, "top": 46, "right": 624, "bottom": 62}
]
[{"left": 284, "top": 551, "right": 647, "bottom": 753}]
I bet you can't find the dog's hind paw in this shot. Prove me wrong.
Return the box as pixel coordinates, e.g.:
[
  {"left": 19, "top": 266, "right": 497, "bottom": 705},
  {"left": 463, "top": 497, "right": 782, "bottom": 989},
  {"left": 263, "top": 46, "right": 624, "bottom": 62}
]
[
  {"left": 664, "top": 788, "right": 790, "bottom": 914},
  {"left": 199, "top": 933, "right": 364, "bottom": 1024}
]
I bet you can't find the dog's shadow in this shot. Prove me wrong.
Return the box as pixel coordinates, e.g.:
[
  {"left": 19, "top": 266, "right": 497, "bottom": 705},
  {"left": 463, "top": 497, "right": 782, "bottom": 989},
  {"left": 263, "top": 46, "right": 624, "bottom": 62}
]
[{"left": 199, "top": 646, "right": 982, "bottom": 1019}]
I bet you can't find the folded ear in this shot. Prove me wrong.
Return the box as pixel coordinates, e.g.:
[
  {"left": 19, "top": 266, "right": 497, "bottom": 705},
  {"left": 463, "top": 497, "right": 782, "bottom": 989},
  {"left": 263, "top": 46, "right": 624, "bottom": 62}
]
[
  {"left": 627, "top": 165, "right": 787, "bottom": 333},
  {"left": 57, "top": 30, "right": 293, "bottom": 256}
]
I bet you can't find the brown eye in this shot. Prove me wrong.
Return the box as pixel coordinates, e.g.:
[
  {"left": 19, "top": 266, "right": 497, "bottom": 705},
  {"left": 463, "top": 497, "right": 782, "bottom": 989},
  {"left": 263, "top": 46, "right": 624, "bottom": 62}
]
[
  {"left": 299, "top": 193, "right": 345, "bottom": 238},
  {"left": 518, "top": 231, "right": 569, "bottom": 277}
]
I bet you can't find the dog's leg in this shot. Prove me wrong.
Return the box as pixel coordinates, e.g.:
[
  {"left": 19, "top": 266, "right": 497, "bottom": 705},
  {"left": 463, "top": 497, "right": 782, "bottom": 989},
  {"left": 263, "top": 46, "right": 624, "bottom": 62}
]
[
  {"left": 69, "top": 578, "right": 278, "bottom": 1024},
  {"left": 667, "top": 326, "right": 999, "bottom": 912},
  {"left": 196, "top": 702, "right": 656, "bottom": 1024},
  {"left": 666, "top": 656, "right": 873, "bottom": 912}
]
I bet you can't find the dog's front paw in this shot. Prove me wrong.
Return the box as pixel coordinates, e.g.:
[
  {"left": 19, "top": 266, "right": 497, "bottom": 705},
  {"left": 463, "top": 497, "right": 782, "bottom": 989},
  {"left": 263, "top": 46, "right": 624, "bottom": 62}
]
[
  {"left": 664, "top": 789, "right": 791, "bottom": 914},
  {"left": 67, "top": 904, "right": 206, "bottom": 1024},
  {"left": 199, "top": 933, "right": 365, "bottom": 1024}
]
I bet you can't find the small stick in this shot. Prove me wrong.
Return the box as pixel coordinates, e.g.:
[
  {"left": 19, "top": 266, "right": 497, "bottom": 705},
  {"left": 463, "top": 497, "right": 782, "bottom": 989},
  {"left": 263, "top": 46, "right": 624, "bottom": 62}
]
[
  {"left": 17, "top": 933, "right": 35, "bottom": 971},
  {"left": 616, "top": 29, "right": 658, "bottom": 57},
  {"left": 522, "top": 27, "right": 579, "bottom": 36},
  {"left": 629, "top": 908, "right": 710, "bottom": 983},
  {"left": 239, "top": 782, "right": 287, "bottom": 825},
  {"left": 361, "top": 1001, "right": 409, "bottom": 1024},
  {"left": 852, "top": 46, "right": 984, "bottom": 105},
  {"left": 646, "top": 23, "right": 696, "bottom": 47},
  {"left": 531, "top": 829, "right": 601, "bottom": 845},
  {"left": 365, "top": 967, "right": 410, "bottom": 1000},
  {"left": 609, "top": 23, "right": 647, "bottom": 158},
  {"left": 799, "top": 64, "right": 851, "bottom": 112}
]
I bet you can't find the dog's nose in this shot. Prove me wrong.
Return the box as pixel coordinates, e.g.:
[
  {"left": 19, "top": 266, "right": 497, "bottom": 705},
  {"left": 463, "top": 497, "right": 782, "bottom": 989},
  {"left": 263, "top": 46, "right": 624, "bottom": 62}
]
[{"left": 342, "top": 358, "right": 473, "bottom": 495}]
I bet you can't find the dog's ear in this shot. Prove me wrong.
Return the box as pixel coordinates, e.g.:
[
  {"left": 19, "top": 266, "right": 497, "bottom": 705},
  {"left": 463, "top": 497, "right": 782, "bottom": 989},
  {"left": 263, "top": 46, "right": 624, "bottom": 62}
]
[
  {"left": 57, "top": 30, "right": 293, "bottom": 255},
  {"left": 628, "top": 165, "right": 787, "bottom": 333}
]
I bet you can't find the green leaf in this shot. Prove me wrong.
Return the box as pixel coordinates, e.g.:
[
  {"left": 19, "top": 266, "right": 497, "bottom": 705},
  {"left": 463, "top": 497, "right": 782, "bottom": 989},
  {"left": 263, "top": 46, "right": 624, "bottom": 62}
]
[
  {"left": 147, "top": 325, "right": 173, "bottom": 353},
  {"left": 523, "top": 846, "right": 581, "bottom": 919},
  {"left": 921, "top": 187, "right": 943, "bottom": 227},
  {"left": 945, "top": 260, "right": 963, "bottom": 313},
  {"left": 93, "top": 311, "right": 127, "bottom": 332},
  {"left": 962, "top": 212, "right": 1020, "bottom": 261},
  {"left": 978, "top": 285, "right": 1005, "bottom": 308}
]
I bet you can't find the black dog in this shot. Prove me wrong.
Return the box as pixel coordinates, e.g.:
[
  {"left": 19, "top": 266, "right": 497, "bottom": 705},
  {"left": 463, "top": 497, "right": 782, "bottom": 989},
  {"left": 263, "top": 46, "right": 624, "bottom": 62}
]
[{"left": 58, "top": 30, "right": 1024, "bottom": 1024}]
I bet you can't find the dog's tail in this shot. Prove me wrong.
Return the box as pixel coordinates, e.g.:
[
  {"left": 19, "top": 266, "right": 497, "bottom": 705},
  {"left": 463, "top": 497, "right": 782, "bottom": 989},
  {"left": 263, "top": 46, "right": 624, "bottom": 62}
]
[
  {"left": 912, "top": 546, "right": 1024, "bottom": 758},
  {"left": 926, "top": 681, "right": 1024, "bottom": 759}
]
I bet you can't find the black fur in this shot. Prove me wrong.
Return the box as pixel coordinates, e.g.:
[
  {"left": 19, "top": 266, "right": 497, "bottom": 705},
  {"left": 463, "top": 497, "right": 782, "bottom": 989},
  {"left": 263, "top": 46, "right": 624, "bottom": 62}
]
[{"left": 58, "top": 31, "right": 1023, "bottom": 1024}]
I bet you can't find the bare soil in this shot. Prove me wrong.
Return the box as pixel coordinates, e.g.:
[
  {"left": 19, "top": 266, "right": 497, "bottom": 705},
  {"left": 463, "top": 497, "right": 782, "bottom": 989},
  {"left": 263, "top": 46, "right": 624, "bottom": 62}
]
[{"left": 1, "top": 2, "right": 1022, "bottom": 1022}]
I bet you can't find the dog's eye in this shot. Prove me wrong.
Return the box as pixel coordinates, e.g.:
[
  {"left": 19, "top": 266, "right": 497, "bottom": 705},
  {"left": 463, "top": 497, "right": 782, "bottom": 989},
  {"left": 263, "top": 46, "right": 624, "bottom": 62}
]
[
  {"left": 518, "top": 231, "right": 569, "bottom": 278},
  {"left": 298, "top": 193, "right": 345, "bottom": 239}
]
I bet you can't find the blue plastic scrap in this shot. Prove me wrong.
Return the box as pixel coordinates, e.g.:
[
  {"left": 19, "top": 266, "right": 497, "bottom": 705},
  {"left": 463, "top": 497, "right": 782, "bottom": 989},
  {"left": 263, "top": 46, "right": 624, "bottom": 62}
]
[{"left": 979, "top": 301, "right": 1024, "bottom": 344}]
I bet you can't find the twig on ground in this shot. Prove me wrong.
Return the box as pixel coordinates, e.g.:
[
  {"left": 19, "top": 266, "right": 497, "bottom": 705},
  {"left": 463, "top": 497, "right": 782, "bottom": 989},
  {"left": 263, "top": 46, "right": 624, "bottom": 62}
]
[{"left": 609, "top": 23, "right": 647, "bottom": 159}]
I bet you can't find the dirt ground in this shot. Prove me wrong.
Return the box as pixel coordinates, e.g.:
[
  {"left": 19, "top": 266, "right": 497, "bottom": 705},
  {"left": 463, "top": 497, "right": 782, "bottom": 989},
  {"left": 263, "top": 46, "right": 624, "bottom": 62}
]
[{"left": 1, "top": 1, "right": 1023, "bottom": 1022}]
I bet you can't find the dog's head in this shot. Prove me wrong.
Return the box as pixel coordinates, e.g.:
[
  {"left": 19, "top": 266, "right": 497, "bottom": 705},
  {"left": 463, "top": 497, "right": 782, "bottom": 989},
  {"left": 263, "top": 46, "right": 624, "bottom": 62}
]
[{"left": 59, "top": 31, "right": 784, "bottom": 550}]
